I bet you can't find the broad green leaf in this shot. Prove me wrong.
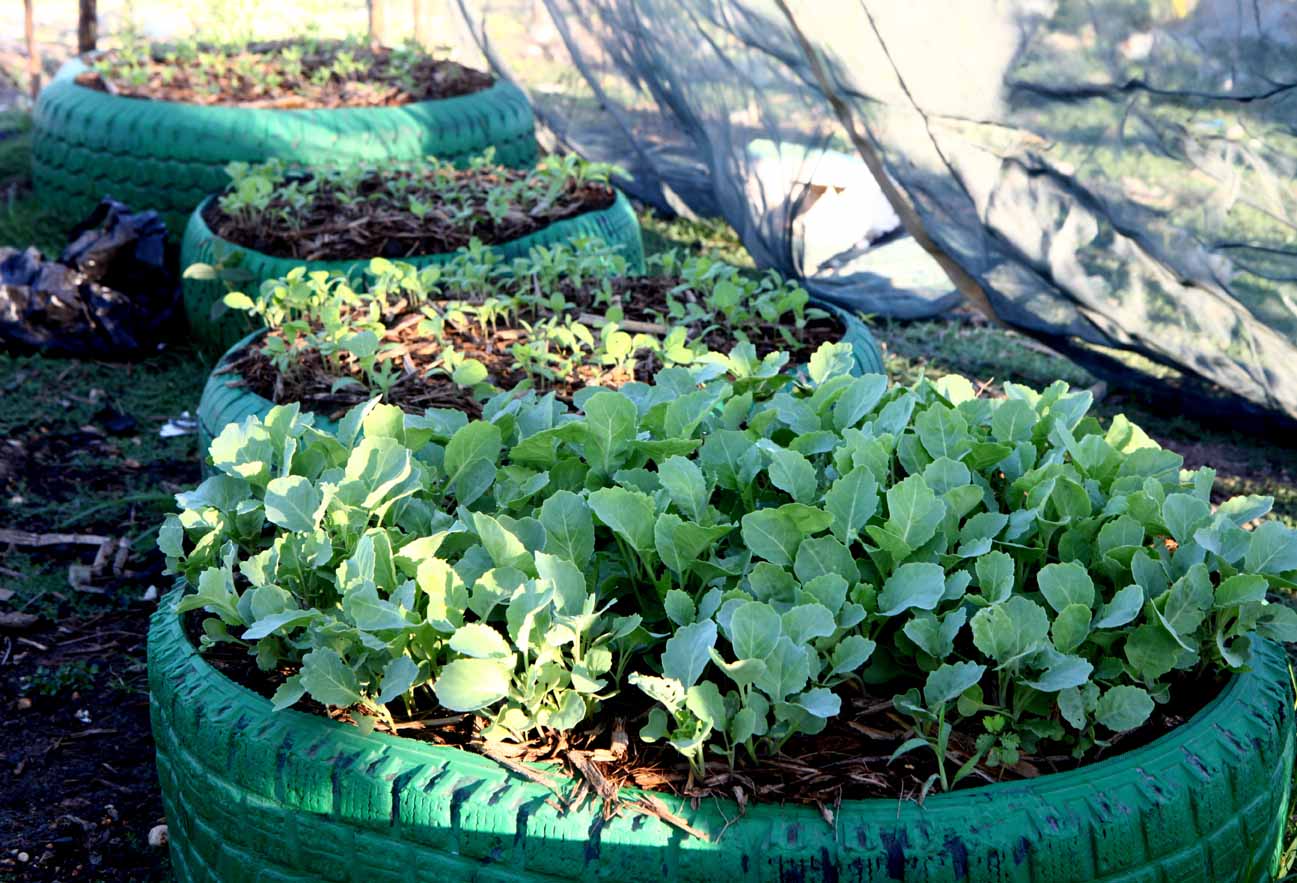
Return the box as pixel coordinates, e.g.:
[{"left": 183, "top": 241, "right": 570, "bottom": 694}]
[
  {"left": 1050, "top": 603, "right": 1091, "bottom": 654},
  {"left": 793, "top": 535, "right": 856, "bottom": 584},
  {"left": 263, "top": 476, "right": 321, "bottom": 533},
  {"left": 434, "top": 658, "right": 512, "bottom": 711},
  {"left": 740, "top": 509, "right": 802, "bottom": 566},
  {"left": 755, "top": 636, "right": 811, "bottom": 700},
  {"left": 299, "top": 648, "right": 361, "bottom": 707},
  {"left": 1093, "top": 585, "right": 1143, "bottom": 628},
  {"left": 727, "top": 601, "right": 781, "bottom": 660},
  {"left": 450, "top": 623, "right": 513, "bottom": 659},
  {"left": 588, "top": 486, "right": 657, "bottom": 552},
  {"left": 655, "top": 514, "right": 731, "bottom": 575},
  {"left": 658, "top": 456, "right": 709, "bottom": 523},
  {"left": 801, "top": 573, "right": 849, "bottom": 614},
  {"left": 376, "top": 655, "right": 419, "bottom": 705},
  {"left": 1124, "top": 624, "right": 1180, "bottom": 681},
  {"left": 700, "top": 429, "right": 761, "bottom": 491},
  {"left": 582, "top": 391, "right": 637, "bottom": 475},
  {"left": 442, "top": 421, "right": 502, "bottom": 507},
  {"left": 903, "top": 608, "right": 966, "bottom": 659},
  {"left": 970, "top": 596, "right": 1049, "bottom": 663},
  {"left": 271, "top": 675, "right": 306, "bottom": 711},
  {"left": 975, "top": 551, "right": 1015, "bottom": 603},
  {"left": 1162, "top": 494, "right": 1212, "bottom": 545},
  {"left": 915, "top": 404, "right": 971, "bottom": 461},
  {"left": 664, "top": 390, "right": 717, "bottom": 441},
  {"left": 1215, "top": 574, "right": 1268, "bottom": 609},
  {"left": 766, "top": 446, "right": 818, "bottom": 504},
  {"left": 534, "top": 551, "right": 587, "bottom": 614},
  {"left": 539, "top": 491, "right": 595, "bottom": 567},
  {"left": 1027, "top": 655, "right": 1093, "bottom": 693},
  {"left": 991, "top": 399, "right": 1036, "bottom": 443},
  {"left": 882, "top": 474, "right": 945, "bottom": 553},
  {"left": 1036, "top": 562, "right": 1095, "bottom": 612},
  {"left": 833, "top": 375, "right": 888, "bottom": 430},
  {"left": 1245, "top": 521, "right": 1297, "bottom": 574},
  {"left": 242, "top": 609, "right": 318, "bottom": 641},
  {"left": 824, "top": 466, "right": 878, "bottom": 543},
  {"left": 178, "top": 566, "right": 244, "bottom": 625},
  {"left": 175, "top": 474, "right": 251, "bottom": 512},
  {"left": 1154, "top": 568, "right": 1213, "bottom": 649},
  {"left": 790, "top": 686, "right": 841, "bottom": 720},
  {"left": 1095, "top": 685, "right": 1154, "bottom": 732},
  {"left": 665, "top": 589, "right": 696, "bottom": 627},
  {"left": 1217, "top": 494, "right": 1273, "bottom": 526},
  {"left": 685, "top": 681, "right": 729, "bottom": 728},
  {"left": 829, "top": 635, "right": 876, "bottom": 676},
  {"left": 923, "top": 661, "right": 985, "bottom": 706},
  {"left": 957, "top": 511, "right": 1008, "bottom": 558},
  {"left": 471, "top": 511, "right": 533, "bottom": 571},
  {"left": 777, "top": 503, "right": 835, "bottom": 535},
  {"left": 781, "top": 603, "right": 836, "bottom": 643},
  {"left": 344, "top": 584, "right": 411, "bottom": 632},
  {"left": 662, "top": 620, "right": 718, "bottom": 689},
  {"left": 877, "top": 562, "right": 947, "bottom": 616},
  {"left": 807, "top": 342, "right": 855, "bottom": 385}
]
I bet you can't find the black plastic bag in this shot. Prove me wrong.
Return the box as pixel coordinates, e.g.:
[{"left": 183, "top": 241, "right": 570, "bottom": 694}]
[{"left": 0, "top": 199, "right": 178, "bottom": 358}]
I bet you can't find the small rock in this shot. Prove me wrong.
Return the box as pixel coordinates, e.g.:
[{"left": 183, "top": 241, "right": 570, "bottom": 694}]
[
  {"left": 16, "top": 697, "right": 31, "bottom": 711},
  {"left": 16, "top": 852, "right": 28, "bottom": 863},
  {"left": 147, "top": 825, "right": 168, "bottom": 848},
  {"left": 142, "top": 585, "right": 159, "bottom": 602},
  {"left": 0, "top": 611, "right": 39, "bottom": 632},
  {"left": 75, "top": 708, "right": 91, "bottom": 725}
]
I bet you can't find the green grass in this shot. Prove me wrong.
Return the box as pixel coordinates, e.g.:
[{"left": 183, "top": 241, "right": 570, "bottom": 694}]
[{"left": 0, "top": 109, "right": 67, "bottom": 254}]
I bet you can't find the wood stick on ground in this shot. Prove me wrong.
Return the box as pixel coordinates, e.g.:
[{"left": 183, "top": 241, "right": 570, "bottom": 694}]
[
  {"left": 0, "top": 530, "right": 113, "bottom": 548},
  {"left": 576, "top": 314, "right": 669, "bottom": 335},
  {"left": 24, "top": 0, "right": 40, "bottom": 98}
]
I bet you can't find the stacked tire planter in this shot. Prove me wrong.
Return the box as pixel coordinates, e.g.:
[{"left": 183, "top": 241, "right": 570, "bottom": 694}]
[
  {"left": 194, "top": 304, "right": 884, "bottom": 458},
  {"left": 180, "top": 189, "right": 648, "bottom": 353},
  {"left": 149, "top": 581, "right": 1293, "bottom": 882},
  {"left": 31, "top": 58, "right": 539, "bottom": 237}
]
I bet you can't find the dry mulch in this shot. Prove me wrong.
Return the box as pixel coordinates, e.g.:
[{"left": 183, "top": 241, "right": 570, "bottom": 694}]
[
  {"left": 194, "top": 607, "right": 1223, "bottom": 812},
  {"left": 223, "top": 275, "right": 845, "bottom": 419},
  {"left": 205, "top": 173, "right": 615, "bottom": 261},
  {"left": 75, "top": 40, "right": 493, "bottom": 109}
]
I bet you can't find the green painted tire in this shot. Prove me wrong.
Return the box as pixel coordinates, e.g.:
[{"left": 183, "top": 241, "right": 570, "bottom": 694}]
[
  {"left": 149, "top": 582, "right": 1293, "bottom": 882},
  {"left": 180, "top": 190, "right": 646, "bottom": 353},
  {"left": 196, "top": 305, "right": 883, "bottom": 460},
  {"left": 31, "top": 59, "right": 538, "bottom": 238}
]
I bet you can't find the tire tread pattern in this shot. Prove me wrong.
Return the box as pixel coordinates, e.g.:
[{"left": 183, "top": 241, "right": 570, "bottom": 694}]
[
  {"left": 149, "top": 583, "right": 1293, "bottom": 882},
  {"left": 32, "top": 60, "right": 538, "bottom": 237},
  {"left": 180, "top": 190, "right": 645, "bottom": 352}
]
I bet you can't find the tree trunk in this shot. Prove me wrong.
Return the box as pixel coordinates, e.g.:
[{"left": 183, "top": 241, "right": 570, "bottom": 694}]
[
  {"left": 24, "top": 0, "right": 40, "bottom": 98},
  {"left": 368, "top": 0, "right": 388, "bottom": 48},
  {"left": 78, "top": 0, "right": 98, "bottom": 54}
]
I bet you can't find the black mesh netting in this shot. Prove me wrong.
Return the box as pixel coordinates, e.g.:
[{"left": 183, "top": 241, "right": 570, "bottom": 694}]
[{"left": 442, "top": 0, "right": 1297, "bottom": 422}]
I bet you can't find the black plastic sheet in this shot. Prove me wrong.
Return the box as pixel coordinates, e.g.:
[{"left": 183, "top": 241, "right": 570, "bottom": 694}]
[{"left": 0, "top": 199, "right": 178, "bottom": 358}]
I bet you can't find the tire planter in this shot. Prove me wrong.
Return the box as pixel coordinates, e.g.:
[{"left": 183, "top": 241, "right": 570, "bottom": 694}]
[
  {"left": 31, "top": 59, "right": 538, "bottom": 238},
  {"left": 195, "top": 304, "right": 883, "bottom": 459},
  {"left": 150, "top": 581, "right": 1293, "bottom": 882},
  {"left": 180, "top": 190, "right": 647, "bottom": 353}
]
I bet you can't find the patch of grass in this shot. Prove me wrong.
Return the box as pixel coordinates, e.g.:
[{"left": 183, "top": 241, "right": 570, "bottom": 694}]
[
  {"left": 0, "top": 109, "right": 67, "bottom": 254},
  {"left": 0, "top": 351, "right": 209, "bottom": 617},
  {"left": 641, "top": 211, "right": 754, "bottom": 268}
]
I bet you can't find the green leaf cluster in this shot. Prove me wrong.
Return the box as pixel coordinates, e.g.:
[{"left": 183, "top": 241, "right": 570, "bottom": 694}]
[{"left": 163, "top": 346, "right": 1297, "bottom": 778}]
